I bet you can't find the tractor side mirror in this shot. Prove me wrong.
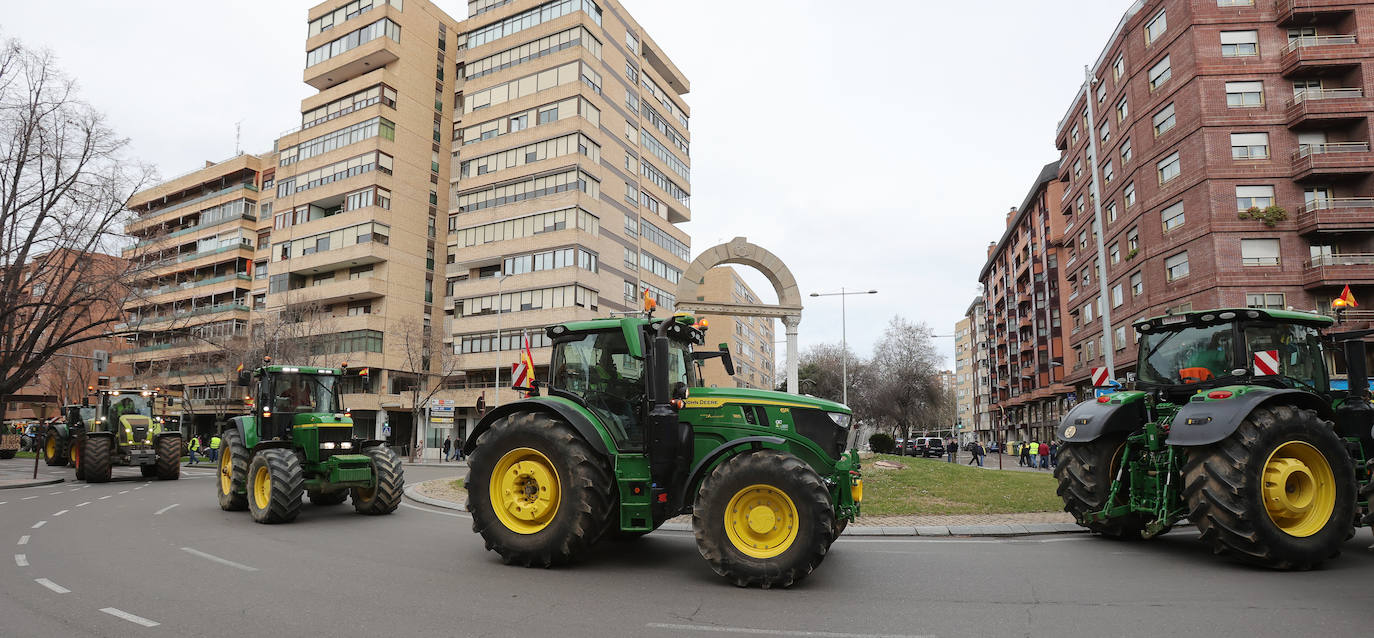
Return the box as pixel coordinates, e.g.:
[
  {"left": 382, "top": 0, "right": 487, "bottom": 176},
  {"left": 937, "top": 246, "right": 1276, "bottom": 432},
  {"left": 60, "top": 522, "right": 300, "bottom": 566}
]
[{"left": 718, "top": 343, "right": 735, "bottom": 377}]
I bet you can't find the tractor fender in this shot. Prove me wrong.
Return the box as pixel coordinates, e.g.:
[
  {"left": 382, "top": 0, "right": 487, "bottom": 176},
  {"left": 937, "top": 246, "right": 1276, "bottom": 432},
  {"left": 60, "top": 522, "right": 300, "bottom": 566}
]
[
  {"left": 1056, "top": 396, "right": 1148, "bottom": 443},
  {"left": 462, "top": 398, "right": 611, "bottom": 457},
  {"left": 249, "top": 440, "right": 295, "bottom": 455},
  {"left": 1166, "top": 388, "right": 1335, "bottom": 447},
  {"left": 226, "top": 416, "right": 253, "bottom": 449},
  {"left": 676, "top": 436, "right": 786, "bottom": 508},
  {"left": 85, "top": 431, "right": 116, "bottom": 442},
  {"left": 46, "top": 422, "right": 71, "bottom": 444}
]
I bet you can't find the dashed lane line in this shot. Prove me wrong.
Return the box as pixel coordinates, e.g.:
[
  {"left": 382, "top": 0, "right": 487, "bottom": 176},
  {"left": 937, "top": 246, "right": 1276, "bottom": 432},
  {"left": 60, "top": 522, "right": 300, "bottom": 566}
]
[
  {"left": 18, "top": 535, "right": 29, "bottom": 545},
  {"left": 52, "top": 510, "right": 68, "bottom": 517},
  {"left": 34, "top": 578, "right": 69, "bottom": 594},
  {"left": 100, "top": 608, "right": 160, "bottom": 628},
  {"left": 48, "top": 492, "right": 61, "bottom": 495},
  {"left": 15, "top": 554, "right": 28, "bottom": 567},
  {"left": 31, "top": 521, "right": 46, "bottom": 529},
  {"left": 154, "top": 504, "right": 179, "bottom": 516},
  {"left": 180, "top": 547, "right": 258, "bottom": 572},
  {"left": 646, "top": 623, "right": 936, "bottom": 638},
  {"left": 22, "top": 496, "right": 39, "bottom": 500},
  {"left": 117, "top": 490, "right": 129, "bottom": 495},
  {"left": 76, "top": 501, "right": 90, "bottom": 507},
  {"left": 98, "top": 496, "right": 111, "bottom": 500}
]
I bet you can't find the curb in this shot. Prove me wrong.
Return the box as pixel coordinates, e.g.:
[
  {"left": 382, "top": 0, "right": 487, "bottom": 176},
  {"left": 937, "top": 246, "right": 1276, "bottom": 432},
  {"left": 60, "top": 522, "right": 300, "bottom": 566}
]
[
  {"left": 0, "top": 477, "right": 66, "bottom": 490},
  {"left": 404, "top": 484, "right": 469, "bottom": 513}
]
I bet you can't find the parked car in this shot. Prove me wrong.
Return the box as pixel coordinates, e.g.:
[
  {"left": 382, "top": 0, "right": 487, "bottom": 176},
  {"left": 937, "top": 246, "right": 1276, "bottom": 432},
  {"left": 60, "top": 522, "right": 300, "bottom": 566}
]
[{"left": 914, "top": 437, "right": 945, "bottom": 458}]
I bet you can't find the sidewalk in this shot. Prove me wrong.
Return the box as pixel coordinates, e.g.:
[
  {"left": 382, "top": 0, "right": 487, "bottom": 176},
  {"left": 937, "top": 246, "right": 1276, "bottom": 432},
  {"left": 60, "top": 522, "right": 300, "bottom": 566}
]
[{"left": 0, "top": 458, "right": 66, "bottom": 489}]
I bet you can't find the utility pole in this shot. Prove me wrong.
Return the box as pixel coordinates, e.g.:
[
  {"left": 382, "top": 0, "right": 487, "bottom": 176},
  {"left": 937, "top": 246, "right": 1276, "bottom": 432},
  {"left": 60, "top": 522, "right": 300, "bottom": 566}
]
[{"left": 1082, "top": 65, "right": 1117, "bottom": 382}]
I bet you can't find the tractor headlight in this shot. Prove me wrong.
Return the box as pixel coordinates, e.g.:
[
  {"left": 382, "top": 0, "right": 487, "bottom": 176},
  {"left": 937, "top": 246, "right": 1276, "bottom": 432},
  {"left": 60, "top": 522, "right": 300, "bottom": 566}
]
[
  {"left": 828, "top": 412, "right": 852, "bottom": 428},
  {"left": 339, "top": 442, "right": 353, "bottom": 450},
  {"left": 321, "top": 442, "right": 337, "bottom": 450}
]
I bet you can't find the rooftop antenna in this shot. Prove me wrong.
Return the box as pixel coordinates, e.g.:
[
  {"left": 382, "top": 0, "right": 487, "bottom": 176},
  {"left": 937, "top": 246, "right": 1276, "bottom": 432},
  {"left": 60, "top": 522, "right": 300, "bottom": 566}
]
[{"left": 234, "top": 120, "right": 243, "bottom": 155}]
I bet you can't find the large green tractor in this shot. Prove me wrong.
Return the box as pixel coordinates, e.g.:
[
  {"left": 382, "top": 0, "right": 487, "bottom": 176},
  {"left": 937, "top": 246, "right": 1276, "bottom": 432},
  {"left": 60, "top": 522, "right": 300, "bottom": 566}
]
[
  {"left": 216, "top": 361, "right": 403, "bottom": 524},
  {"left": 464, "top": 314, "right": 862, "bottom": 588},
  {"left": 1056, "top": 308, "right": 1373, "bottom": 569},
  {"left": 43, "top": 389, "right": 181, "bottom": 483}
]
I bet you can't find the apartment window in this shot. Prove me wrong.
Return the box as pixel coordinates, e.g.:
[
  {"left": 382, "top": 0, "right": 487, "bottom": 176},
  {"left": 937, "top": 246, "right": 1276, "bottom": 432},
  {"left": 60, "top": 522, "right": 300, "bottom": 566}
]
[
  {"left": 1071, "top": 125, "right": 1079, "bottom": 144},
  {"left": 1115, "top": 325, "right": 1128, "bottom": 351},
  {"left": 1226, "top": 81, "right": 1264, "bottom": 107},
  {"left": 1231, "top": 133, "right": 1270, "bottom": 160},
  {"left": 1113, "top": 54, "right": 1125, "bottom": 81},
  {"left": 1102, "top": 161, "right": 1114, "bottom": 184},
  {"left": 1106, "top": 201, "right": 1118, "bottom": 223},
  {"left": 1120, "top": 138, "right": 1132, "bottom": 163},
  {"left": 1079, "top": 230, "right": 1089, "bottom": 250},
  {"left": 1074, "top": 158, "right": 1083, "bottom": 178},
  {"left": 1127, "top": 227, "right": 1139, "bottom": 252},
  {"left": 1110, "top": 284, "right": 1123, "bottom": 308},
  {"left": 624, "top": 61, "right": 638, "bottom": 83},
  {"left": 1130, "top": 271, "right": 1143, "bottom": 296},
  {"left": 625, "top": 181, "right": 638, "bottom": 205},
  {"left": 1096, "top": 82, "right": 1106, "bottom": 103},
  {"left": 1165, "top": 251, "right": 1190, "bottom": 281},
  {"left": 1083, "top": 301, "right": 1094, "bottom": 322},
  {"left": 1124, "top": 182, "right": 1136, "bottom": 207},
  {"left": 1148, "top": 55, "right": 1172, "bottom": 90},
  {"left": 1241, "top": 238, "right": 1281, "bottom": 266},
  {"left": 1157, "top": 152, "right": 1181, "bottom": 185},
  {"left": 1221, "top": 30, "right": 1259, "bottom": 57},
  {"left": 1246, "top": 292, "right": 1285, "bottom": 309},
  {"left": 1153, "top": 103, "right": 1176, "bottom": 136},
  {"left": 1236, "top": 185, "right": 1276, "bottom": 211},
  {"left": 1117, "top": 97, "right": 1129, "bottom": 122},
  {"left": 1110, "top": 243, "right": 1120, "bottom": 264},
  {"left": 1100, "top": 121, "right": 1111, "bottom": 142},
  {"left": 464, "top": 0, "right": 602, "bottom": 49},
  {"left": 1145, "top": 10, "right": 1167, "bottom": 44},
  {"left": 1161, "top": 201, "right": 1185, "bottom": 231}
]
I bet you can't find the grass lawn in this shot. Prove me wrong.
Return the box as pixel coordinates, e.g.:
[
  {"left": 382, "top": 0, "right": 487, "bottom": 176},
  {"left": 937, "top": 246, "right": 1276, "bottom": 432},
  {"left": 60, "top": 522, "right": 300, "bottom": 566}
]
[
  {"left": 860, "top": 454, "right": 1063, "bottom": 517},
  {"left": 449, "top": 479, "right": 464, "bottom": 490}
]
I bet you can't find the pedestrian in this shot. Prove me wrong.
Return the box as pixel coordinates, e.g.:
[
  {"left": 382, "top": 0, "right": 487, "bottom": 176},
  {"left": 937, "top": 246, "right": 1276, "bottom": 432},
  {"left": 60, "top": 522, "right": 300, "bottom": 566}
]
[
  {"left": 946, "top": 438, "right": 956, "bottom": 463},
  {"left": 1048, "top": 442, "right": 1058, "bottom": 469},
  {"left": 1019, "top": 441, "right": 1031, "bottom": 467},
  {"left": 1038, "top": 441, "right": 1050, "bottom": 469},
  {"left": 442, "top": 436, "right": 452, "bottom": 463},
  {"left": 188, "top": 435, "right": 200, "bottom": 465},
  {"left": 209, "top": 433, "right": 222, "bottom": 463},
  {"left": 966, "top": 441, "right": 982, "bottom": 467},
  {"left": 1027, "top": 441, "right": 1038, "bottom": 467}
]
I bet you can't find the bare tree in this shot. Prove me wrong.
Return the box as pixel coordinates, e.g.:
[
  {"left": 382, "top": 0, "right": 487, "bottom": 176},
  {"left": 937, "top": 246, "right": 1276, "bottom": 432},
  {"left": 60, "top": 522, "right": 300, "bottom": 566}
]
[
  {"left": 856, "top": 316, "right": 944, "bottom": 456},
  {"left": 393, "top": 316, "right": 464, "bottom": 462},
  {"left": 0, "top": 39, "right": 155, "bottom": 397}
]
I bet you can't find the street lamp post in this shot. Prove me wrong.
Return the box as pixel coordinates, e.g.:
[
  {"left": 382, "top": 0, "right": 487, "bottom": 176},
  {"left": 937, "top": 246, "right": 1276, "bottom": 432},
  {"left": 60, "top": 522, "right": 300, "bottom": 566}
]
[
  {"left": 808, "top": 288, "right": 877, "bottom": 406},
  {"left": 493, "top": 272, "right": 511, "bottom": 407}
]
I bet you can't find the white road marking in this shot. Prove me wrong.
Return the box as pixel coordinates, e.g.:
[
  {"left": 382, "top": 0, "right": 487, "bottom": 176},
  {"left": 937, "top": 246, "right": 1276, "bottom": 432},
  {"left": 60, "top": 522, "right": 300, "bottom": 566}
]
[
  {"left": 117, "top": 490, "right": 129, "bottom": 495},
  {"left": 646, "top": 623, "right": 935, "bottom": 638},
  {"left": 67, "top": 488, "right": 79, "bottom": 492},
  {"left": 35, "top": 578, "right": 69, "bottom": 594},
  {"left": 100, "top": 608, "right": 159, "bottom": 628},
  {"left": 180, "top": 547, "right": 258, "bottom": 572},
  {"left": 76, "top": 502, "right": 90, "bottom": 507},
  {"left": 0, "top": 502, "right": 6, "bottom": 505},
  {"left": 18, "top": 535, "right": 29, "bottom": 545},
  {"left": 399, "top": 501, "right": 464, "bottom": 518},
  {"left": 14, "top": 554, "right": 28, "bottom": 567},
  {"left": 48, "top": 491, "right": 61, "bottom": 495},
  {"left": 31, "top": 521, "right": 46, "bottom": 529},
  {"left": 134, "top": 486, "right": 144, "bottom": 490},
  {"left": 98, "top": 495, "right": 111, "bottom": 500},
  {"left": 52, "top": 510, "right": 68, "bottom": 517},
  {"left": 154, "top": 503, "right": 179, "bottom": 515},
  {"left": 22, "top": 496, "right": 39, "bottom": 500},
  {"left": 835, "top": 536, "right": 1091, "bottom": 545}
]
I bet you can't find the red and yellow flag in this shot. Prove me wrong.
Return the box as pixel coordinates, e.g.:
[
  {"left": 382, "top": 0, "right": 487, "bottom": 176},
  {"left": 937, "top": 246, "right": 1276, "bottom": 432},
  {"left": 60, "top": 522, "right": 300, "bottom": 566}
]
[
  {"left": 1337, "top": 284, "right": 1359, "bottom": 308},
  {"left": 642, "top": 287, "right": 657, "bottom": 312}
]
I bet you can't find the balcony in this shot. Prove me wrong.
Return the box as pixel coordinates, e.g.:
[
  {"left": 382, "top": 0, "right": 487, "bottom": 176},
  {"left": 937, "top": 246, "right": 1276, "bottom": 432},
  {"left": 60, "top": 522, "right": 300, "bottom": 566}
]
[
  {"left": 282, "top": 241, "right": 388, "bottom": 276},
  {"left": 1295, "top": 198, "right": 1374, "bottom": 236},
  {"left": 273, "top": 277, "right": 386, "bottom": 306},
  {"left": 1274, "top": 0, "right": 1357, "bottom": 27},
  {"left": 1286, "top": 88, "right": 1371, "bottom": 127},
  {"left": 1291, "top": 142, "right": 1374, "bottom": 180},
  {"left": 1303, "top": 253, "right": 1374, "bottom": 289},
  {"left": 1281, "top": 35, "right": 1359, "bottom": 76},
  {"left": 137, "top": 274, "right": 252, "bottom": 306},
  {"left": 304, "top": 37, "right": 399, "bottom": 90}
]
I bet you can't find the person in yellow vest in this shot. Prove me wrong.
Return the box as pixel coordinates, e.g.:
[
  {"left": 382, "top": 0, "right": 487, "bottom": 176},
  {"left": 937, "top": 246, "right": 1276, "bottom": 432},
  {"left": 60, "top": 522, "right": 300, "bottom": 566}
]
[
  {"left": 209, "top": 434, "right": 222, "bottom": 463},
  {"left": 188, "top": 435, "right": 201, "bottom": 465},
  {"left": 1028, "top": 441, "right": 1039, "bottom": 465}
]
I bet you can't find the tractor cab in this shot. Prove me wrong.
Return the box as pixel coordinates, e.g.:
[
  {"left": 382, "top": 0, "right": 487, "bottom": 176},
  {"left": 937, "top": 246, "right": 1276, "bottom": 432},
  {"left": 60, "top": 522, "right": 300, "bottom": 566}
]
[
  {"left": 1133, "top": 308, "right": 1332, "bottom": 402},
  {"left": 242, "top": 365, "right": 346, "bottom": 442},
  {"left": 87, "top": 390, "right": 158, "bottom": 445}
]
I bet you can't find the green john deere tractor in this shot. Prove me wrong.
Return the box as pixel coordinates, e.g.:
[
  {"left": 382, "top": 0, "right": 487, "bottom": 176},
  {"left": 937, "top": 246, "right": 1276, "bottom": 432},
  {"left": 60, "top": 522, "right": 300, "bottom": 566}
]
[
  {"left": 1056, "top": 308, "right": 1373, "bottom": 569},
  {"left": 216, "top": 360, "right": 403, "bottom": 524},
  {"left": 44, "top": 389, "right": 181, "bottom": 483},
  {"left": 464, "top": 314, "right": 862, "bottom": 588}
]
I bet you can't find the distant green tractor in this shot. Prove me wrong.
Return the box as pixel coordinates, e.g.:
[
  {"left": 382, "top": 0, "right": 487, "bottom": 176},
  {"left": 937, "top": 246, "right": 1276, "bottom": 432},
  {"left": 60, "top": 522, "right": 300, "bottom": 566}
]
[
  {"left": 1056, "top": 308, "right": 1373, "bottom": 569},
  {"left": 44, "top": 389, "right": 181, "bottom": 483},
  {"left": 464, "top": 314, "right": 861, "bottom": 588},
  {"left": 216, "top": 361, "right": 403, "bottom": 524}
]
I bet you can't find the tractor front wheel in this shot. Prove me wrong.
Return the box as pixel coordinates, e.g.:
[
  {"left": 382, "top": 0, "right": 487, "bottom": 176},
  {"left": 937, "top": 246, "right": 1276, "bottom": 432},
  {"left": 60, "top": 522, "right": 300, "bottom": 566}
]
[
  {"left": 155, "top": 435, "right": 181, "bottom": 480},
  {"left": 1055, "top": 434, "right": 1149, "bottom": 540},
  {"left": 692, "top": 450, "right": 834, "bottom": 589},
  {"left": 44, "top": 428, "right": 68, "bottom": 466},
  {"left": 465, "top": 412, "right": 612, "bottom": 567},
  {"left": 82, "top": 436, "right": 113, "bottom": 484},
  {"left": 351, "top": 446, "right": 403, "bottom": 515},
  {"left": 247, "top": 448, "right": 304, "bottom": 524},
  {"left": 1182, "top": 405, "right": 1355, "bottom": 570},
  {"left": 216, "top": 430, "right": 249, "bottom": 511}
]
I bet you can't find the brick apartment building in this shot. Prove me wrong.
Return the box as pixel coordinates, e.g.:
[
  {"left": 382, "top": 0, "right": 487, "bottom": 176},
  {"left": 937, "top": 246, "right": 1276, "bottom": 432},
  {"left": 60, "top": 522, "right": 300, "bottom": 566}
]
[
  {"left": 1053, "top": 0, "right": 1374, "bottom": 397},
  {"left": 978, "top": 162, "right": 1072, "bottom": 445}
]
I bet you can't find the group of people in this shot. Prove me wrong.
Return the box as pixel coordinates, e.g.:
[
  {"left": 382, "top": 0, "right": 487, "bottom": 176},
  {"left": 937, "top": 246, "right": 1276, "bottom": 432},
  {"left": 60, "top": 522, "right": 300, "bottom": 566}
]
[
  {"left": 945, "top": 438, "right": 989, "bottom": 467},
  {"left": 186, "top": 434, "right": 221, "bottom": 465},
  {"left": 1016, "top": 441, "right": 1056, "bottom": 469},
  {"left": 441, "top": 436, "right": 465, "bottom": 462}
]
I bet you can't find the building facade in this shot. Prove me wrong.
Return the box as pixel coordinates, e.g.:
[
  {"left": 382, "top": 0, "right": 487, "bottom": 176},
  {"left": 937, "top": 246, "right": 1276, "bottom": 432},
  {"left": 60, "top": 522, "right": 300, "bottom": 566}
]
[
  {"left": 953, "top": 314, "right": 975, "bottom": 441},
  {"left": 1054, "top": 0, "right": 1374, "bottom": 398},
  {"left": 978, "top": 162, "right": 1073, "bottom": 446},
  {"left": 695, "top": 268, "right": 776, "bottom": 390},
  {"left": 964, "top": 295, "right": 993, "bottom": 445}
]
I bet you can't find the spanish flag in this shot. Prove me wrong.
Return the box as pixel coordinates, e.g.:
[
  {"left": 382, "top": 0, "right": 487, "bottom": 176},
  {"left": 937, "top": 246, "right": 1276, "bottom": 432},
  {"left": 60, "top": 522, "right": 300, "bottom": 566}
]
[{"left": 1338, "top": 284, "right": 1359, "bottom": 308}]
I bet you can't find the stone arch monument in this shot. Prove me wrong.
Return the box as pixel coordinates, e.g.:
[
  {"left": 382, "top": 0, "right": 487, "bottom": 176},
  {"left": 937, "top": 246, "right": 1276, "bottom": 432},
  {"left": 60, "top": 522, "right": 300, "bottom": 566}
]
[{"left": 675, "top": 237, "right": 804, "bottom": 393}]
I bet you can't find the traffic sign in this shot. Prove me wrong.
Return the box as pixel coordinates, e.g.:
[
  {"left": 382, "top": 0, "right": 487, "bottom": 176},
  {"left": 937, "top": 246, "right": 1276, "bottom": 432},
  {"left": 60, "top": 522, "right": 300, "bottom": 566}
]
[{"left": 382, "top": 424, "right": 392, "bottom": 437}]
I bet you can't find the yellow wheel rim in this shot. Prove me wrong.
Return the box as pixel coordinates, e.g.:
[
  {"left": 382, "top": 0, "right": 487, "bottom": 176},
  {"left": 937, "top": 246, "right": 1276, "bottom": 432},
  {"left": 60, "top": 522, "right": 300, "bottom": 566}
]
[
  {"left": 219, "top": 448, "right": 233, "bottom": 495},
  {"left": 1262, "top": 441, "right": 1336, "bottom": 538},
  {"left": 45, "top": 436, "right": 55, "bottom": 459},
  {"left": 252, "top": 465, "right": 272, "bottom": 511},
  {"left": 489, "top": 447, "right": 561, "bottom": 535},
  {"left": 724, "top": 484, "right": 799, "bottom": 559}
]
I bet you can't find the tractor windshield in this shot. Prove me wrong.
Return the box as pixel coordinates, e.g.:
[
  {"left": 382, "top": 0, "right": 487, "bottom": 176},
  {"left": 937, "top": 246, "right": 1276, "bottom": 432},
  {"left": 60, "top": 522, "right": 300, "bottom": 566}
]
[
  {"left": 1137, "top": 322, "right": 1237, "bottom": 386},
  {"left": 667, "top": 339, "right": 699, "bottom": 389},
  {"left": 105, "top": 394, "right": 152, "bottom": 423},
  {"left": 1243, "top": 322, "right": 1329, "bottom": 392},
  {"left": 269, "top": 373, "right": 341, "bottom": 414},
  {"left": 551, "top": 330, "right": 643, "bottom": 448}
]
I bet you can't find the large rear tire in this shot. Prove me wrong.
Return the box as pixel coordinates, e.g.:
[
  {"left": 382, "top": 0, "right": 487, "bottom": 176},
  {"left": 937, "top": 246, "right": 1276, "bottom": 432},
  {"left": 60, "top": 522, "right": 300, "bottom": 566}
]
[
  {"left": 351, "top": 446, "right": 403, "bottom": 515},
  {"left": 465, "top": 411, "right": 612, "bottom": 567},
  {"left": 44, "top": 428, "right": 68, "bottom": 466},
  {"left": 692, "top": 450, "right": 834, "bottom": 589},
  {"left": 247, "top": 448, "right": 304, "bottom": 524},
  {"left": 1054, "top": 433, "right": 1149, "bottom": 539},
  {"left": 216, "top": 429, "right": 249, "bottom": 511},
  {"left": 1182, "top": 405, "right": 1355, "bottom": 570},
  {"left": 155, "top": 435, "right": 181, "bottom": 480},
  {"left": 83, "top": 436, "right": 113, "bottom": 484}
]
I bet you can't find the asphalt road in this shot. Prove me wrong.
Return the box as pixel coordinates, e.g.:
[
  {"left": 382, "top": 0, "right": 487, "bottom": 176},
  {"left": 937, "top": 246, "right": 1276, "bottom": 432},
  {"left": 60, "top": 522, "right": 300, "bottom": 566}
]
[{"left": 1, "top": 457, "right": 1371, "bottom": 638}]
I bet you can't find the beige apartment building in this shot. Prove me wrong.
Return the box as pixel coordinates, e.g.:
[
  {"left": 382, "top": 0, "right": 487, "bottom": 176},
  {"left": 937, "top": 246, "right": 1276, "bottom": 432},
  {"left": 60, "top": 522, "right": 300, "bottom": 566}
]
[
  {"left": 441, "top": 0, "right": 694, "bottom": 439},
  {"left": 695, "top": 268, "right": 776, "bottom": 390},
  {"left": 953, "top": 314, "right": 975, "bottom": 443}
]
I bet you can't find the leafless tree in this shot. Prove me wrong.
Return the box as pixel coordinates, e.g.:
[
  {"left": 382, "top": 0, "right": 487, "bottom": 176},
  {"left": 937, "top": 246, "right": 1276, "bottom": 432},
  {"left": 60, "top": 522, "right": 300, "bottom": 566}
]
[
  {"left": 393, "top": 316, "right": 464, "bottom": 461},
  {"left": 0, "top": 38, "right": 154, "bottom": 397},
  {"left": 855, "top": 316, "right": 944, "bottom": 456}
]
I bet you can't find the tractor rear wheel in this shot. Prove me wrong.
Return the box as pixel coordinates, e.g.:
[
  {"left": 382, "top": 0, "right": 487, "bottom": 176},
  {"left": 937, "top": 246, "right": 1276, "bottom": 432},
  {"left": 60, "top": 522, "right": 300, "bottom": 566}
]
[
  {"left": 216, "top": 430, "right": 249, "bottom": 511},
  {"left": 466, "top": 411, "right": 612, "bottom": 567},
  {"left": 1054, "top": 433, "right": 1149, "bottom": 539},
  {"left": 247, "top": 448, "right": 304, "bottom": 524},
  {"left": 82, "top": 436, "right": 113, "bottom": 484},
  {"left": 692, "top": 450, "right": 834, "bottom": 589},
  {"left": 44, "top": 429, "right": 68, "bottom": 466},
  {"left": 155, "top": 435, "right": 181, "bottom": 480},
  {"left": 309, "top": 490, "right": 349, "bottom": 506},
  {"left": 1182, "top": 405, "right": 1355, "bottom": 570},
  {"left": 351, "top": 446, "right": 403, "bottom": 515}
]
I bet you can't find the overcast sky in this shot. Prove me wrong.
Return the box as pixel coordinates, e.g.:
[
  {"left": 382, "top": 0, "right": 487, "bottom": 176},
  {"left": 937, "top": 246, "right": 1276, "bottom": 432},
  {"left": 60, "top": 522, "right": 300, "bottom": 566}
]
[{"left": 5, "top": 0, "right": 1130, "bottom": 370}]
